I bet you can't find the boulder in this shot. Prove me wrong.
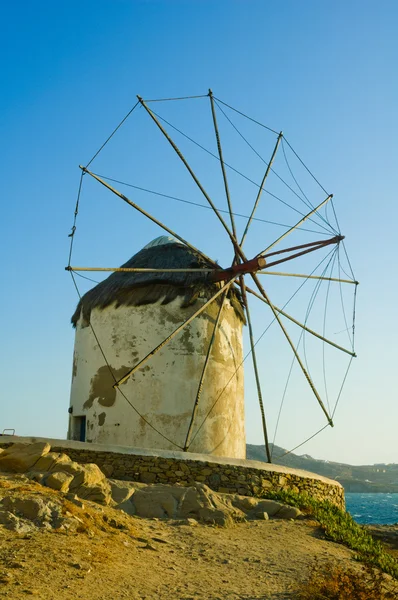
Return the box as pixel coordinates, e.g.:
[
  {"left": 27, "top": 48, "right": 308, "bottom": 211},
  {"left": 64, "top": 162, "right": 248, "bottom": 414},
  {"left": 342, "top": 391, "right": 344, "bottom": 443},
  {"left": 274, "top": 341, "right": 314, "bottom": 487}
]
[
  {"left": 0, "top": 442, "right": 50, "bottom": 473},
  {"left": 132, "top": 488, "right": 179, "bottom": 518},
  {"left": 0, "top": 510, "right": 34, "bottom": 533},
  {"left": 116, "top": 499, "right": 136, "bottom": 516},
  {"left": 67, "top": 463, "right": 106, "bottom": 489},
  {"left": 45, "top": 472, "right": 74, "bottom": 493},
  {"left": 250, "top": 499, "right": 287, "bottom": 517},
  {"left": 1, "top": 496, "right": 52, "bottom": 522},
  {"left": 35, "top": 452, "right": 68, "bottom": 472},
  {"left": 245, "top": 499, "right": 301, "bottom": 520},
  {"left": 109, "top": 479, "right": 137, "bottom": 505},
  {"left": 274, "top": 505, "right": 301, "bottom": 519},
  {"left": 73, "top": 481, "right": 113, "bottom": 505}
]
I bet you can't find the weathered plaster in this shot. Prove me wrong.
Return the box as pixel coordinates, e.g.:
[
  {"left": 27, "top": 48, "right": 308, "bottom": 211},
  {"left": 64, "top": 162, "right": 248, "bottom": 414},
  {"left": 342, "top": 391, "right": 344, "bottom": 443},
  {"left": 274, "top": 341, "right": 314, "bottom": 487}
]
[{"left": 69, "top": 296, "right": 245, "bottom": 458}]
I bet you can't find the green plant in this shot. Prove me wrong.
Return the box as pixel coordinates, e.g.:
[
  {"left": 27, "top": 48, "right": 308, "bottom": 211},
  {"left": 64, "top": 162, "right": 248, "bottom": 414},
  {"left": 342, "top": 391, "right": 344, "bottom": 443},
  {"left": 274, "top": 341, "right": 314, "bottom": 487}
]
[{"left": 262, "top": 489, "right": 398, "bottom": 579}]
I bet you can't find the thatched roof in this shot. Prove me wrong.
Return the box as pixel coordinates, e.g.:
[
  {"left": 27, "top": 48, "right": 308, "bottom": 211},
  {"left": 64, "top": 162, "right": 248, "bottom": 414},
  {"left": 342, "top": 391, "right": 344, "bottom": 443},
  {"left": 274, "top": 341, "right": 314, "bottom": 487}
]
[{"left": 71, "top": 238, "right": 245, "bottom": 327}]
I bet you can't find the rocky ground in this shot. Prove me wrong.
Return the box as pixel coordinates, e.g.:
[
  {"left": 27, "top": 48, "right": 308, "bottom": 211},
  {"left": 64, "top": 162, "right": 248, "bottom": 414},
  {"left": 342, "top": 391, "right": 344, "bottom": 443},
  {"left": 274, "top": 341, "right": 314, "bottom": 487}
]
[{"left": 0, "top": 441, "right": 396, "bottom": 599}]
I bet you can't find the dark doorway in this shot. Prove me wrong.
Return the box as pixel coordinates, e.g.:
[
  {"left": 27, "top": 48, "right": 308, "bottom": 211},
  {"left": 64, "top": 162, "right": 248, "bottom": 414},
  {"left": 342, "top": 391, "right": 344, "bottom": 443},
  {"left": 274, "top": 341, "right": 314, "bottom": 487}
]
[{"left": 72, "top": 416, "right": 86, "bottom": 442}]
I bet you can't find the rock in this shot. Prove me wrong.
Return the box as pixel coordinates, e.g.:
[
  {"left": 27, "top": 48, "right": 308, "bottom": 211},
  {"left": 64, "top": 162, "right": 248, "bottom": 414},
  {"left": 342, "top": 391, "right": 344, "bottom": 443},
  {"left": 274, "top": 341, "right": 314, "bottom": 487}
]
[
  {"left": 74, "top": 482, "right": 112, "bottom": 505},
  {"left": 232, "top": 496, "right": 258, "bottom": 511},
  {"left": 109, "top": 479, "right": 136, "bottom": 504},
  {"left": 133, "top": 489, "right": 178, "bottom": 518},
  {"left": 254, "top": 512, "right": 269, "bottom": 520},
  {"left": 0, "top": 510, "right": 34, "bottom": 533},
  {"left": 116, "top": 499, "right": 136, "bottom": 516},
  {"left": 142, "top": 543, "right": 158, "bottom": 551},
  {"left": 140, "top": 472, "right": 157, "bottom": 484},
  {"left": 251, "top": 500, "right": 286, "bottom": 517},
  {"left": 274, "top": 505, "right": 301, "bottom": 519},
  {"left": 1, "top": 496, "right": 52, "bottom": 522},
  {"left": 198, "top": 507, "right": 232, "bottom": 526},
  {"left": 45, "top": 472, "right": 74, "bottom": 493},
  {"left": 65, "top": 494, "right": 85, "bottom": 508},
  {"left": 0, "top": 442, "right": 50, "bottom": 473},
  {"left": 26, "top": 472, "right": 45, "bottom": 484},
  {"left": 101, "top": 463, "right": 114, "bottom": 477},
  {"left": 34, "top": 452, "right": 67, "bottom": 472},
  {"left": 67, "top": 463, "right": 106, "bottom": 489},
  {"left": 186, "top": 518, "right": 198, "bottom": 527},
  {"left": 178, "top": 487, "right": 204, "bottom": 517}
]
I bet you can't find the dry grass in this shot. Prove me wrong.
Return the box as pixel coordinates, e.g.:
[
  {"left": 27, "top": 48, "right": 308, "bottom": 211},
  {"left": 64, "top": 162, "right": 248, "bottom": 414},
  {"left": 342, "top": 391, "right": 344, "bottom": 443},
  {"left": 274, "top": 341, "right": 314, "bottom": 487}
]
[{"left": 296, "top": 561, "right": 397, "bottom": 599}]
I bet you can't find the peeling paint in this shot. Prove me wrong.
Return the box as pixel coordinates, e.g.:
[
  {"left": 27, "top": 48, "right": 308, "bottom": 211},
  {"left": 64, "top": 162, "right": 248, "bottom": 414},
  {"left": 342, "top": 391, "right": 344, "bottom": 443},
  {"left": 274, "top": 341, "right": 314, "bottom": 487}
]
[
  {"left": 84, "top": 365, "right": 130, "bottom": 409},
  {"left": 72, "top": 352, "right": 78, "bottom": 379},
  {"left": 98, "top": 412, "right": 106, "bottom": 426}
]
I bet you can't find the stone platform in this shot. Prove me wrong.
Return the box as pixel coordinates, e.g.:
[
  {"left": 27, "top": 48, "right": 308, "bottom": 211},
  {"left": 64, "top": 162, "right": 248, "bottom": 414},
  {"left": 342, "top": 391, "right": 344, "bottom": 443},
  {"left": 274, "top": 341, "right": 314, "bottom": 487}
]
[{"left": 0, "top": 436, "right": 344, "bottom": 509}]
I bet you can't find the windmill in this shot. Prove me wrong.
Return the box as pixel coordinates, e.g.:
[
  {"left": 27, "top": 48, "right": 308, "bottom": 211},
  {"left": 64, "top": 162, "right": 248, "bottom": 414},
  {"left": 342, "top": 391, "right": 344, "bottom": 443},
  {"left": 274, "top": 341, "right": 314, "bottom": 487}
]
[{"left": 66, "top": 90, "right": 357, "bottom": 462}]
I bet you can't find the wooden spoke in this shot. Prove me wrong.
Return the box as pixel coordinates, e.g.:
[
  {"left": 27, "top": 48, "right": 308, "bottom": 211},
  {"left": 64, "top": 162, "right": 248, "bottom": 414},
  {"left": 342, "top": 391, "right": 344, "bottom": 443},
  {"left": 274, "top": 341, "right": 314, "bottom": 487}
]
[
  {"left": 113, "top": 278, "right": 237, "bottom": 389},
  {"left": 80, "top": 167, "right": 218, "bottom": 268},
  {"left": 209, "top": 89, "right": 237, "bottom": 240},
  {"left": 257, "top": 271, "right": 358, "bottom": 285},
  {"left": 240, "top": 133, "right": 283, "bottom": 247},
  {"left": 67, "top": 267, "right": 218, "bottom": 273},
  {"left": 249, "top": 272, "right": 334, "bottom": 425},
  {"left": 184, "top": 288, "right": 229, "bottom": 451},
  {"left": 240, "top": 277, "right": 272, "bottom": 462},
  {"left": 263, "top": 238, "right": 342, "bottom": 270},
  {"left": 137, "top": 97, "right": 242, "bottom": 253},
  {"left": 243, "top": 284, "right": 356, "bottom": 357},
  {"left": 258, "top": 194, "right": 333, "bottom": 256}
]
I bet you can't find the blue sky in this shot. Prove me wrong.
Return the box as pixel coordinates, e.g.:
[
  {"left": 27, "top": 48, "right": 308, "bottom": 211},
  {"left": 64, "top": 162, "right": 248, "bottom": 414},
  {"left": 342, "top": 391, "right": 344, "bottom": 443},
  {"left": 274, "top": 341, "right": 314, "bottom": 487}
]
[{"left": 1, "top": 1, "right": 397, "bottom": 465}]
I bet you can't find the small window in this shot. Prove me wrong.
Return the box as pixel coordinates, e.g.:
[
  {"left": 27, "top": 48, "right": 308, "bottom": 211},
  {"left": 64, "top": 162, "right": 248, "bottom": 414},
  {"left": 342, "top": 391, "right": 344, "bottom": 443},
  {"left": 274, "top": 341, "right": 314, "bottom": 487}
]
[{"left": 71, "top": 416, "right": 86, "bottom": 442}]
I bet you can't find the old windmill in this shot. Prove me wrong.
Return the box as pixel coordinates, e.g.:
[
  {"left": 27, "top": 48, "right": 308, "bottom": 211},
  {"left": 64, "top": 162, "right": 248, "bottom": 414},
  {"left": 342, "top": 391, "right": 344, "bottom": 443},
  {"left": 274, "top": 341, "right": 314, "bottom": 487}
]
[{"left": 66, "top": 91, "right": 357, "bottom": 462}]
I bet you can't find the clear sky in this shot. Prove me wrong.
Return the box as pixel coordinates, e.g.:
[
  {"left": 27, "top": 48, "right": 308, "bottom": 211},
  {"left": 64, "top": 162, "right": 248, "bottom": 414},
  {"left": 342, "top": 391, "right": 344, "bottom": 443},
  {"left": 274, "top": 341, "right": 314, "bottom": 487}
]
[{"left": 1, "top": 1, "right": 397, "bottom": 465}]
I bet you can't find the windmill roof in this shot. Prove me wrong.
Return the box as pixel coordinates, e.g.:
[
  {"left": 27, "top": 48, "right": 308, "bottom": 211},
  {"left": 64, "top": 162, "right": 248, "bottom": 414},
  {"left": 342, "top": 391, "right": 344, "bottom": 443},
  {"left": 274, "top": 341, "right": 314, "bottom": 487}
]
[{"left": 71, "top": 239, "right": 245, "bottom": 327}]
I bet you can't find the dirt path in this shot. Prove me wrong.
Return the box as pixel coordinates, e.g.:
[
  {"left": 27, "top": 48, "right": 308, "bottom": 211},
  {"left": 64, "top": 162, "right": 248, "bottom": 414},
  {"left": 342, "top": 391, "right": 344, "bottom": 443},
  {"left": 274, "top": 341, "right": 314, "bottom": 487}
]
[{"left": 0, "top": 509, "right": 359, "bottom": 600}]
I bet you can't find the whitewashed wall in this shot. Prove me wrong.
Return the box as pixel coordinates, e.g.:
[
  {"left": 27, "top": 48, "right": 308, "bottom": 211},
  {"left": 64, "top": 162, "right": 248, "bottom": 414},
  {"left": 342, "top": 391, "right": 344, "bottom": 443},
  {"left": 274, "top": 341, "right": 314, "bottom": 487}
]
[{"left": 68, "top": 296, "right": 245, "bottom": 459}]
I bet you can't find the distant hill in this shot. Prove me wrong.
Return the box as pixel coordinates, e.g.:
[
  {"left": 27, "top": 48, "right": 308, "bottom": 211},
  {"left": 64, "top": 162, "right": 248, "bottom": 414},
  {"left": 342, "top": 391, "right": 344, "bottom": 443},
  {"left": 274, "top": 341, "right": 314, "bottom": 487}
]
[{"left": 246, "top": 444, "right": 398, "bottom": 493}]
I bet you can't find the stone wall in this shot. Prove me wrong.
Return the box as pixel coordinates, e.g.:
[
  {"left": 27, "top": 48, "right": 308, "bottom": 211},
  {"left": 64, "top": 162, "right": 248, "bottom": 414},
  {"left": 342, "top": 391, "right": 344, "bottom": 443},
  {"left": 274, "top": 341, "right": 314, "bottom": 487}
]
[{"left": 0, "top": 437, "right": 345, "bottom": 510}]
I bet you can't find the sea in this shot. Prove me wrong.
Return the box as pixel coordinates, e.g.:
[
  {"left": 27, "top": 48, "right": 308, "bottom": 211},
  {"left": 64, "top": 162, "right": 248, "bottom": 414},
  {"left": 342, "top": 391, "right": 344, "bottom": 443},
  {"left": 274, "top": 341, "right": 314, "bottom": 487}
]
[{"left": 345, "top": 493, "right": 398, "bottom": 525}]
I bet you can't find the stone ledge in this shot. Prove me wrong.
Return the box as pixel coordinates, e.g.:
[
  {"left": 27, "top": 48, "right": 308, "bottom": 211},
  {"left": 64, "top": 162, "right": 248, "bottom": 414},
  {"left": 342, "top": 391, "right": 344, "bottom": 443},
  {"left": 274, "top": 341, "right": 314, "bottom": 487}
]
[{"left": 0, "top": 435, "right": 344, "bottom": 510}]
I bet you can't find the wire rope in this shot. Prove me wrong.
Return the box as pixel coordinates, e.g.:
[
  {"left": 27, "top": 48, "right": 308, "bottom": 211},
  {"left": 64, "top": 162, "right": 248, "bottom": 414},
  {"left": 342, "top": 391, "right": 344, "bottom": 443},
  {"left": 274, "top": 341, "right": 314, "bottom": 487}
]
[
  {"left": 278, "top": 424, "right": 330, "bottom": 459},
  {"left": 321, "top": 250, "right": 339, "bottom": 413},
  {"left": 283, "top": 137, "right": 329, "bottom": 197},
  {"left": 85, "top": 101, "right": 140, "bottom": 168},
  {"left": 341, "top": 240, "right": 356, "bottom": 281},
  {"left": 67, "top": 172, "right": 85, "bottom": 267},
  {"left": 213, "top": 99, "right": 329, "bottom": 227},
  {"left": 281, "top": 139, "right": 339, "bottom": 235},
  {"left": 214, "top": 99, "right": 336, "bottom": 237},
  {"left": 91, "top": 172, "right": 331, "bottom": 236},
  {"left": 337, "top": 247, "right": 354, "bottom": 350},
  {"left": 72, "top": 270, "right": 101, "bottom": 285},
  {"left": 144, "top": 94, "right": 208, "bottom": 102},
  {"left": 213, "top": 96, "right": 280, "bottom": 135},
  {"left": 189, "top": 246, "right": 338, "bottom": 446},
  {"left": 302, "top": 248, "right": 338, "bottom": 393},
  {"left": 271, "top": 248, "right": 338, "bottom": 457},
  {"left": 332, "top": 356, "right": 354, "bottom": 420},
  {"left": 148, "top": 107, "right": 335, "bottom": 236}
]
